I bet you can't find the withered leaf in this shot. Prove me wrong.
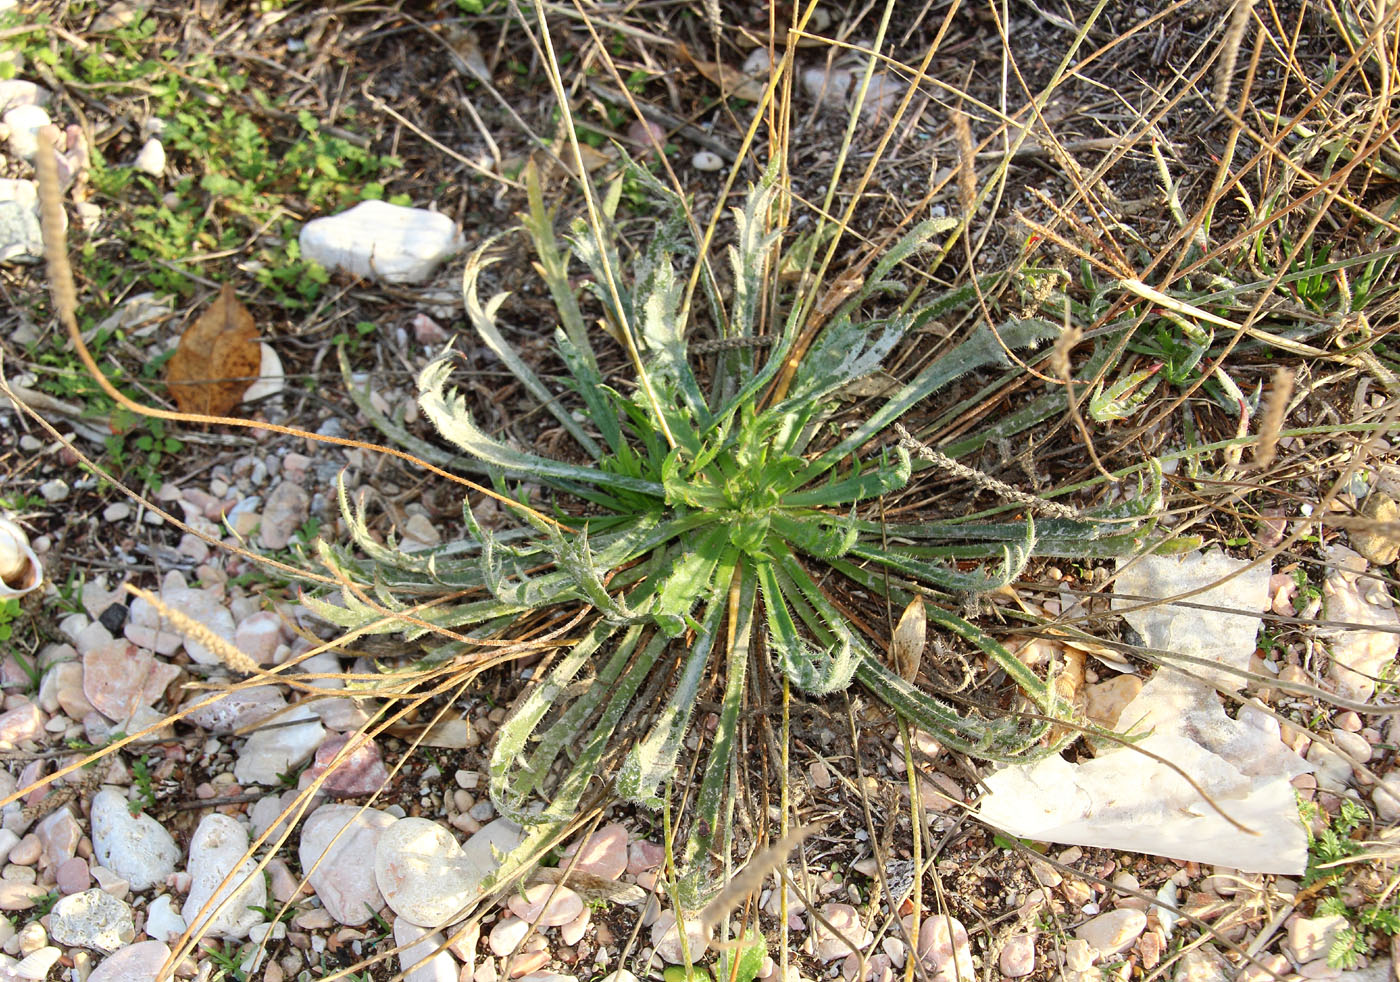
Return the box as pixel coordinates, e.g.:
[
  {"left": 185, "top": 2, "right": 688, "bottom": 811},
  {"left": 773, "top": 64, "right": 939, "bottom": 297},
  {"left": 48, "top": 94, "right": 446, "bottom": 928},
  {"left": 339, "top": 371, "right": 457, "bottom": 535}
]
[
  {"left": 677, "top": 44, "right": 769, "bottom": 103},
  {"left": 889, "top": 596, "right": 926, "bottom": 682},
  {"left": 165, "top": 282, "right": 261, "bottom": 416}
]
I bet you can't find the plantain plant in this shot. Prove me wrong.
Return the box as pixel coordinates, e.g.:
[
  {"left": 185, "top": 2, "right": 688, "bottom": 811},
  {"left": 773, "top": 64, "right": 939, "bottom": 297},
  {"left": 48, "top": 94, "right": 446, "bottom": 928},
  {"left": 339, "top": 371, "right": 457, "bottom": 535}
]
[{"left": 308, "top": 164, "right": 1163, "bottom": 904}]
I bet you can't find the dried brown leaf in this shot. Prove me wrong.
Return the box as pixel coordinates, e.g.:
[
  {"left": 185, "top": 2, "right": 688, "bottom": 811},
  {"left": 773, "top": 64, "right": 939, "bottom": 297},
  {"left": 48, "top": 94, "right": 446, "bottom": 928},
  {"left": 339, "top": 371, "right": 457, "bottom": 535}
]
[
  {"left": 890, "top": 596, "right": 926, "bottom": 682},
  {"left": 164, "top": 283, "right": 260, "bottom": 416},
  {"left": 677, "top": 44, "right": 768, "bottom": 103}
]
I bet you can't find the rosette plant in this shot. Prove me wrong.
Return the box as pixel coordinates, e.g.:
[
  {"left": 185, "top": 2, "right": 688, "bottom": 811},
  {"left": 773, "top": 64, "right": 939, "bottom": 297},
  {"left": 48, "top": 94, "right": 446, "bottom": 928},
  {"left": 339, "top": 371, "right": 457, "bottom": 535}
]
[{"left": 310, "top": 165, "right": 1161, "bottom": 902}]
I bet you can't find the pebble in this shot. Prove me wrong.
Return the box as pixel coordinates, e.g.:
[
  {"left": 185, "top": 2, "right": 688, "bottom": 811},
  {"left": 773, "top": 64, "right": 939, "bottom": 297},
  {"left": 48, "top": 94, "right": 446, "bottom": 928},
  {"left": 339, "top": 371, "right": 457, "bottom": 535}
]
[
  {"left": 233, "top": 611, "right": 284, "bottom": 665},
  {"left": 303, "top": 734, "right": 390, "bottom": 795},
  {"left": 507, "top": 883, "right": 584, "bottom": 927},
  {"left": 144, "top": 894, "right": 186, "bottom": 942},
  {"left": 234, "top": 704, "right": 325, "bottom": 785},
  {"left": 0, "top": 881, "right": 49, "bottom": 910},
  {"left": 181, "top": 813, "right": 267, "bottom": 939},
  {"left": 691, "top": 151, "right": 723, "bottom": 172},
  {"left": 83, "top": 641, "right": 177, "bottom": 721},
  {"left": 298, "top": 804, "right": 397, "bottom": 926},
  {"left": 0, "top": 176, "right": 44, "bottom": 258},
  {"left": 1306, "top": 741, "right": 1355, "bottom": 792},
  {"left": 90, "top": 788, "right": 181, "bottom": 891},
  {"left": 650, "top": 910, "right": 709, "bottom": 964},
  {"left": 566, "top": 823, "right": 627, "bottom": 880},
  {"left": 9, "top": 835, "right": 39, "bottom": 866},
  {"left": 1289, "top": 914, "right": 1349, "bottom": 963},
  {"left": 2, "top": 104, "right": 49, "bottom": 161},
  {"left": 0, "top": 80, "right": 45, "bottom": 113},
  {"left": 999, "top": 933, "right": 1036, "bottom": 977},
  {"left": 627, "top": 840, "right": 663, "bottom": 875},
  {"left": 55, "top": 856, "right": 90, "bottom": 894},
  {"left": 162, "top": 584, "right": 237, "bottom": 665},
  {"left": 1175, "top": 947, "right": 1230, "bottom": 982},
  {"left": 0, "top": 703, "right": 44, "bottom": 743},
  {"left": 36, "top": 806, "right": 82, "bottom": 866},
  {"left": 38, "top": 478, "right": 69, "bottom": 502},
  {"left": 1076, "top": 909, "right": 1147, "bottom": 955},
  {"left": 133, "top": 137, "right": 164, "bottom": 176},
  {"left": 395, "top": 919, "right": 459, "bottom": 982},
  {"left": 185, "top": 683, "right": 285, "bottom": 731},
  {"left": 1352, "top": 493, "right": 1400, "bottom": 565},
  {"left": 559, "top": 907, "right": 590, "bottom": 947},
  {"left": 299, "top": 200, "right": 466, "bottom": 284},
  {"left": 258, "top": 480, "right": 310, "bottom": 550},
  {"left": 1330, "top": 727, "right": 1372, "bottom": 764},
  {"left": 48, "top": 888, "right": 136, "bottom": 953},
  {"left": 1376, "top": 775, "right": 1400, "bottom": 821},
  {"left": 917, "top": 915, "right": 973, "bottom": 982},
  {"left": 489, "top": 917, "right": 530, "bottom": 957},
  {"left": 87, "top": 940, "right": 170, "bottom": 982},
  {"left": 376, "top": 817, "right": 478, "bottom": 927},
  {"left": 812, "top": 903, "right": 872, "bottom": 961}
]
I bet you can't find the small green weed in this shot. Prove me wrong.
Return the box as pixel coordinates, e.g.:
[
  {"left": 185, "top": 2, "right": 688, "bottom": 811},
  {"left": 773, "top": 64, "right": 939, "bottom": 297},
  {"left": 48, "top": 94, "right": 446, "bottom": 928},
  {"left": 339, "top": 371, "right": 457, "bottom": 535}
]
[
  {"left": 1301, "top": 798, "right": 1398, "bottom": 968},
  {"left": 313, "top": 163, "right": 1163, "bottom": 906},
  {"left": 0, "top": 598, "right": 21, "bottom": 645},
  {"left": 205, "top": 941, "right": 249, "bottom": 982},
  {"left": 129, "top": 754, "right": 157, "bottom": 813}
]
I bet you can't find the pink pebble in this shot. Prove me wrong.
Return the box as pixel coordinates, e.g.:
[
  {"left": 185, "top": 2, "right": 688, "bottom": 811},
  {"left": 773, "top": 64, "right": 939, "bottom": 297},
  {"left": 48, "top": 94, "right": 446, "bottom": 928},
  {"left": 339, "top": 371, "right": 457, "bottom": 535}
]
[
  {"left": 56, "top": 857, "right": 90, "bottom": 894},
  {"left": 505, "top": 882, "right": 583, "bottom": 927},
  {"left": 566, "top": 823, "right": 627, "bottom": 880}
]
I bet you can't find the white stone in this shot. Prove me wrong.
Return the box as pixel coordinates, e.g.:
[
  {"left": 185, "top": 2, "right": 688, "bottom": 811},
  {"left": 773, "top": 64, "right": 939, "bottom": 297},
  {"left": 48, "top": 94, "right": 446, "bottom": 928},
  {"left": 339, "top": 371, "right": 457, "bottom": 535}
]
[
  {"left": 1289, "top": 914, "right": 1349, "bottom": 963},
  {"left": 48, "top": 889, "right": 135, "bottom": 953},
  {"left": 1374, "top": 775, "right": 1400, "bottom": 821},
  {"left": 241, "top": 343, "right": 285, "bottom": 403},
  {"left": 144, "top": 894, "right": 186, "bottom": 942},
  {"left": 299, "top": 200, "right": 465, "bottom": 284},
  {"left": 298, "top": 804, "right": 396, "bottom": 925},
  {"left": 691, "top": 151, "right": 723, "bottom": 172},
  {"left": 395, "top": 919, "right": 459, "bottom": 982},
  {"left": 1076, "top": 909, "right": 1146, "bottom": 955},
  {"left": 376, "top": 818, "right": 476, "bottom": 927},
  {"left": 506, "top": 883, "right": 583, "bottom": 927},
  {"left": 650, "top": 910, "right": 708, "bottom": 964},
  {"left": 181, "top": 813, "right": 267, "bottom": 939},
  {"left": 162, "top": 585, "right": 236, "bottom": 666},
  {"left": 0, "top": 179, "right": 46, "bottom": 264},
  {"left": 90, "top": 788, "right": 180, "bottom": 891},
  {"left": 234, "top": 704, "right": 324, "bottom": 785},
  {"left": 2, "top": 104, "right": 49, "bottom": 161},
  {"left": 133, "top": 138, "right": 164, "bottom": 176},
  {"left": 917, "top": 915, "right": 973, "bottom": 982},
  {"left": 87, "top": 940, "right": 170, "bottom": 982}
]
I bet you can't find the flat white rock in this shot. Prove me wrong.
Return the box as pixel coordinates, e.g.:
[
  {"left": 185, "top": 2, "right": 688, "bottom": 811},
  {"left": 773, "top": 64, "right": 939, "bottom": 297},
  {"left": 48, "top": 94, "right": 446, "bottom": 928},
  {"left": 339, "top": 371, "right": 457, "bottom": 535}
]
[
  {"left": 88, "top": 941, "right": 171, "bottom": 982},
  {"left": 3, "top": 103, "right": 49, "bottom": 160},
  {"left": 133, "top": 137, "right": 164, "bottom": 176},
  {"left": 376, "top": 817, "right": 475, "bottom": 927},
  {"left": 234, "top": 704, "right": 324, "bottom": 786},
  {"left": 144, "top": 894, "right": 186, "bottom": 942},
  {"left": 298, "top": 804, "right": 397, "bottom": 925},
  {"left": 0, "top": 179, "right": 45, "bottom": 264},
  {"left": 299, "top": 200, "right": 465, "bottom": 284},
  {"left": 90, "top": 788, "right": 180, "bottom": 891},
  {"left": 48, "top": 888, "right": 136, "bottom": 953},
  {"left": 181, "top": 813, "right": 267, "bottom": 939},
  {"left": 395, "top": 919, "right": 459, "bottom": 982}
]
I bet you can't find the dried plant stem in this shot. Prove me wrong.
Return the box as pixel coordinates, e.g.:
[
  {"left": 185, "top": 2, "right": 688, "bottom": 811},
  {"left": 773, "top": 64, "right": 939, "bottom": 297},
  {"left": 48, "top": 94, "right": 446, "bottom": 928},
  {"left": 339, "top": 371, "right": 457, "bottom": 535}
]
[{"left": 894, "top": 425, "right": 1078, "bottom": 519}]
